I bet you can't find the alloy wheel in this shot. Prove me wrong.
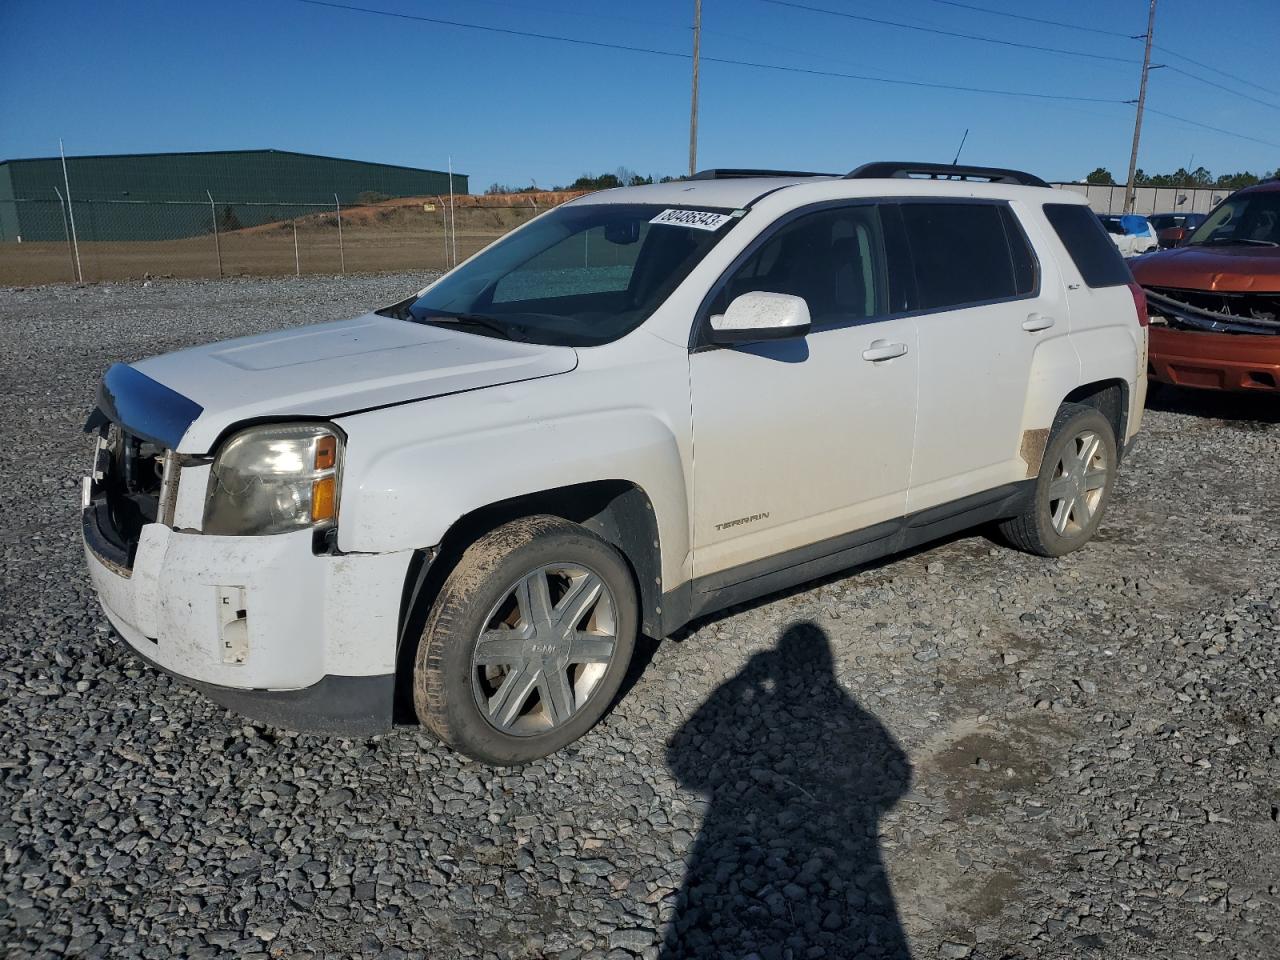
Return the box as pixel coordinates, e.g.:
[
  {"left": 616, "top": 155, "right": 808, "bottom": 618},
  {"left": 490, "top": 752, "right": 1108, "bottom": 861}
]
[
  {"left": 1046, "top": 429, "right": 1109, "bottom": 537},
  {"left": 471, "top": 563, "right": 618, "bottom": 736}
]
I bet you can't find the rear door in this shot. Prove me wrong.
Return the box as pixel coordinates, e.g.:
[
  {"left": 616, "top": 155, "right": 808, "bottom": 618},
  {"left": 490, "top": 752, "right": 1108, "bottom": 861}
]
[{"left": 898, "top": 199, "right": 1073, "bottom": 512}]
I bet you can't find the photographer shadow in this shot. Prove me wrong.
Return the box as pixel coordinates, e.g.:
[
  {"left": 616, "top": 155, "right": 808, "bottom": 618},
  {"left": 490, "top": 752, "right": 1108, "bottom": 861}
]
[{"left": 662, "top": 621, "right": 913, "bottom": 959}]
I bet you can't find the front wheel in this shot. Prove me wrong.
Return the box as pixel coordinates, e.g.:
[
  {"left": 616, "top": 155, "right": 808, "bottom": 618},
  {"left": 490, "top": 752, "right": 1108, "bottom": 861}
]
[
  {"left": 998, "top": 403, "right": 1118, "bottom": 557},
  {"left": 413, "top": 515, "right": 638, "bottom": 765}
]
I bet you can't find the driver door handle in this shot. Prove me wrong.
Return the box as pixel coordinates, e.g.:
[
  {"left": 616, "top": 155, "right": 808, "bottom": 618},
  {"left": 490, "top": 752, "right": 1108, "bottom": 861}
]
[
  {"left": 1022, "top": 313, "right": 1056, "bottom": 332},
  {"left": 862, "top": 339, "right": 908, "bottom": 362}
]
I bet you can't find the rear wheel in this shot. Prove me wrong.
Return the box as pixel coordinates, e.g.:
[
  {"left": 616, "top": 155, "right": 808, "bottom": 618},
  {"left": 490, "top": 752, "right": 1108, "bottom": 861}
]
[
  {"left": 999, "top": 403, "right": 1117, "bottom": 557},
  {"left": 413, "top": 515, "right": 638, "bottom": 765}
]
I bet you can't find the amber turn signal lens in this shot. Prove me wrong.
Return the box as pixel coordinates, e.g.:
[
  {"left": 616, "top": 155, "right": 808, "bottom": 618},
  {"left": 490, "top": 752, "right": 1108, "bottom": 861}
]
[
  {"left": 311, "top": 476, "right": 337, "bottom": 522},
  {"left": 314, "top": 435, "right": 337, "bottom": 470}
]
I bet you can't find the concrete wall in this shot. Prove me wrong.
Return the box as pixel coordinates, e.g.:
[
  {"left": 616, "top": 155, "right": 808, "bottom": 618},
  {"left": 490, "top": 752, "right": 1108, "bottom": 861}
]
[{"left": 1051, "top": 182, "right": 1232, "bottom": 216}]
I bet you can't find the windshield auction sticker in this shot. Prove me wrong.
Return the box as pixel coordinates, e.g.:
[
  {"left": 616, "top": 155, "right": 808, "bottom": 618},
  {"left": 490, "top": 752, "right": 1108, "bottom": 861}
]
[{"left": 650, "top": 208, "right": 733, "bottom": 231}]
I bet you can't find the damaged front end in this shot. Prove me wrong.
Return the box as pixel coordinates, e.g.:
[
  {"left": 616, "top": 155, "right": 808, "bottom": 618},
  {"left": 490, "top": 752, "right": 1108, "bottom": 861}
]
[
  {"left": 82, "top": 363, "right": 205, "bottom": 572},
  {"left": 1142, "top": 287, "right": 1280, "bottom": 392},
  {"left": 1144, "top": 286, "right": 1280, "bottom": 336},
  {"left": 82, "top": 425, "right": 181, "bottom": 574}
]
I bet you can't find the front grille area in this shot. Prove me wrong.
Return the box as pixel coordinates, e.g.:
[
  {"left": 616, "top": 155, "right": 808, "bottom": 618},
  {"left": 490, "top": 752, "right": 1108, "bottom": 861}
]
[
  {"left": 85, "top": 424, "right": 178, "bottom": 569},
  {"left": 1147, "top": 286, "right": 1280, "bottom": 323}
]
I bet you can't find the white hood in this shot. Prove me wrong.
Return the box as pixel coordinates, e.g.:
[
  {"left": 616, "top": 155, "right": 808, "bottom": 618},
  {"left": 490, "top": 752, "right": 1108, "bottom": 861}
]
[{"left": 132, "top": 313, "right": 578, "bottom": 453}]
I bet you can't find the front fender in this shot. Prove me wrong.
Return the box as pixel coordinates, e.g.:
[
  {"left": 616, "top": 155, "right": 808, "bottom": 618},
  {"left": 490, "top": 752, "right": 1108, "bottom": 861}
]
[{"left": 333, "top": 361, "right": 694, "bottom": 591}]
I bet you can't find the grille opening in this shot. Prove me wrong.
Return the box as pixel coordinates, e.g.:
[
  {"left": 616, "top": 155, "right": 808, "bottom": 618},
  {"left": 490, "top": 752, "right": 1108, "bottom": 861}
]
[
  {"left": 1247, "top": 371, "right": 1277, "bottom": 388},
  {"left": 97, "top": 428, "right": 167, "bottom": 555}
]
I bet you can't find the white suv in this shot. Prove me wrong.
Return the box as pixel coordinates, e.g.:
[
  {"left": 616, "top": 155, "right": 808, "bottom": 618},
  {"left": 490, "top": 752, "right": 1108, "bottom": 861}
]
[{"left": 83, "top": 162, "right": 1148, "bottom": 764}]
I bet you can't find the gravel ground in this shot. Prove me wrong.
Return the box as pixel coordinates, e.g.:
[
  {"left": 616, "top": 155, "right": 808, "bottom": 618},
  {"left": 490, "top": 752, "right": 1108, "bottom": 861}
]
[{"left": 2, "top": 275, "right": 1279, "bottom": 960}]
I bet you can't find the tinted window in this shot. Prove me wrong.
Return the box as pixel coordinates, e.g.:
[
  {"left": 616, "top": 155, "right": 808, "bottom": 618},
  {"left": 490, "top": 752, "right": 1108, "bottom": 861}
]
[
  {"left": 999, "top": 206, "right": 1038, "bottom": 297},
  {"left": 712, "top": 205, "right": 890, "bottom": 326},
  {"left": 899, "top": 202, "right": 1036, "bottom": 311},
  {"left": 1043, "top": 203, "right": 1131, "bottom": 288}
]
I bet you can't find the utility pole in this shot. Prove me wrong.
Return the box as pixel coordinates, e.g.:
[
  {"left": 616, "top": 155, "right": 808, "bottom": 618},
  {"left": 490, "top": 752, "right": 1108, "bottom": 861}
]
[
  {"left": 1123, "top": 0, "right": 1158, "bottom": 213},
  {"left": 688, "top": 0, "right": 701, "bottom": 177}
]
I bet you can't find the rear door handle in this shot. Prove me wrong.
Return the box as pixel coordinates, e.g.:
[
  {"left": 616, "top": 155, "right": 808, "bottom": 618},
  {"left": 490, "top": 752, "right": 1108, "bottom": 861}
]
[
  {"left": 862, "top": 339, "right": 908, "bottom": 362},
  {"left": 1022, "top": 313, "right": 1056, "bottom": 332}
]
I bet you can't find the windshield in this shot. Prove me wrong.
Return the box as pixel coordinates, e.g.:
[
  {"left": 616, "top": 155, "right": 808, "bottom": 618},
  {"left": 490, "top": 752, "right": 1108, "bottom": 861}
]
[
  {"left": 401, "top": 202, "right": 740, "bottom": 346},
  {"left": 1187, "top": 191, "right": 1280, "bottom": 247}
]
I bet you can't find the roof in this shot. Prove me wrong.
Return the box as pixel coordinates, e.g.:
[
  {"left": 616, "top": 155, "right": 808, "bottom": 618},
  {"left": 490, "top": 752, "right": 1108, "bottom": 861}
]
[
  {"left": 0, "top": 148, "right": 461, "bottom": 177},
  {"left": 571, "top": 176, "right": 835, "bottom": 209},
  {"left": 1237, "top": 178, "right": 1280, "bottom": 194},
  {"left": 571, "top": 172, "right": 1074, "bottom": 210}
]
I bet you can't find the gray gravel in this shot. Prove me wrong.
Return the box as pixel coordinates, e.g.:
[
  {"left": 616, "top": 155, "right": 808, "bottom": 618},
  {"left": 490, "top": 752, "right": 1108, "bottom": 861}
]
[{"left": 2, "top": 275, "right": 1279, "bottom": 960}]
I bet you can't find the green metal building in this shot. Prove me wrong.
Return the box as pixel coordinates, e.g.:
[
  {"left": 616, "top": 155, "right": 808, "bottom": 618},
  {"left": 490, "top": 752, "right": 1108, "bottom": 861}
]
[{"left": 0, "top": 149, "right": 467, "bottom": 242}]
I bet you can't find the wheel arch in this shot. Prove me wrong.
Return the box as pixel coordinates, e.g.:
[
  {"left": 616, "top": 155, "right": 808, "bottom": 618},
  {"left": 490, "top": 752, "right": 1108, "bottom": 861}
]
[
  {"left": 1063, "top": 379, "right": 1129, "bottom": 455},
  {"left": 392, "top": 480, "right": 662, "bottom": 722},
  {"left": 1021, "top": 377, "right": 1131, "bottom": 479}
]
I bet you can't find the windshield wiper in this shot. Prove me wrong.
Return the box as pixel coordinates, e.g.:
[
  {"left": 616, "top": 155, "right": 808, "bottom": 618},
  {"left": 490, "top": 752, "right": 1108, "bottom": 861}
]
[
  {"left": 417, "top": 313, "right": 526, "bottom": 341},
  {"left": 1200, "top": 237, "right": 1280, "bottom": 247}
]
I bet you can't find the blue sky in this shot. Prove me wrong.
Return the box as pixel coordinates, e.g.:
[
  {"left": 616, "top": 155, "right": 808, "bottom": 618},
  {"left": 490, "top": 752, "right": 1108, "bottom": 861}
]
[{"left": 2, "top": 0, "right": 1277, "bottom": 189}]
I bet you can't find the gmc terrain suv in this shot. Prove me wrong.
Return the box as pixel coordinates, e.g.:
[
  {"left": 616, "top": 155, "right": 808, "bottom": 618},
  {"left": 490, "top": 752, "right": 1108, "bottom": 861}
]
[{"left": 84, "top": 162, "right": 1148, "bottom": 764}]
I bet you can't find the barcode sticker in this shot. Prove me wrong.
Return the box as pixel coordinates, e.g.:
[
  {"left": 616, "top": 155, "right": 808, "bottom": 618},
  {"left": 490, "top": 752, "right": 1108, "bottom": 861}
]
[{"left": 649, "top": 208, "right": 733, "bottom": 231}]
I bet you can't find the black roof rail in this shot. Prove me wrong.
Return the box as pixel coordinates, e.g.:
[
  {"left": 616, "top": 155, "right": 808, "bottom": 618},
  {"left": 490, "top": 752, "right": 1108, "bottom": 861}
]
[
  {"left": 688, "top": 168, "right": 837, "bottom": 180},
  {"left": 845, "top": 161, "right": 1049, "bottom": 188}
]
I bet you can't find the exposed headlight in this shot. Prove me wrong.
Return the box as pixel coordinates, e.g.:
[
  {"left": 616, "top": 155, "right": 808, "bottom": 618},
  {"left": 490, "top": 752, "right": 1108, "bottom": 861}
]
[{"left": 203, "top": 423, "right": 342, "bottom": 537}]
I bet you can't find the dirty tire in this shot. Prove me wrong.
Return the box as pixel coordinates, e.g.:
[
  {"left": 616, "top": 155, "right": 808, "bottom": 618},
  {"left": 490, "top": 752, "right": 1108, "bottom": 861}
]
[
  {"left": 413, "top": 515, "right": 638, "bottom": 766},
  {"left": 998, "top": 403, "right": 1118, "bottom": 558}
]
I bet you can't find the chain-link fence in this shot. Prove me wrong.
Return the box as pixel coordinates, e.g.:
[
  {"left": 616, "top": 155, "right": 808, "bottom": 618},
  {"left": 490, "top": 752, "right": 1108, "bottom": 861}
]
[
  {"left": 0, "top": 194, "right": 554, "bottom": 285},
  {"left": 11, "top": 181, "right": 1234, "bottom": 286}
]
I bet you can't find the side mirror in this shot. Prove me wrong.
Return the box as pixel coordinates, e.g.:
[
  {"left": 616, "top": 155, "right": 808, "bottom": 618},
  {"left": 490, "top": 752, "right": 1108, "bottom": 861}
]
[{"left": 709, "top": 291, "right": 811, "bottom": 344}]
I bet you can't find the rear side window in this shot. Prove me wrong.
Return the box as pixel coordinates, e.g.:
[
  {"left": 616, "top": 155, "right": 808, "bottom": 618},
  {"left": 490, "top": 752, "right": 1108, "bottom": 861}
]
[
  {"left": 899, "top": 202, "right": 1038, "bottom": 311},
  {"left": 1043, "top": 203, "right": 1131, "bottom": 288}
]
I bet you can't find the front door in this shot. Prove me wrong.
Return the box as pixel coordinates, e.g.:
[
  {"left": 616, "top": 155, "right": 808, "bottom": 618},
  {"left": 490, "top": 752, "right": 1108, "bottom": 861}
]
[{"left": 688, "top": 203, "right": 919, "bottom": 584}]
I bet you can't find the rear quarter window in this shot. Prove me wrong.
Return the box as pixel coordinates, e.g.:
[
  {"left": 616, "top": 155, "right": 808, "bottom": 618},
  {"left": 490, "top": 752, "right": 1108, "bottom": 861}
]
[
  {"left": 1042, "top": 203, "right": 1132, "bottom": 288},
  {"left": 899, "top": 201, "right": 1037, "bottom": 311}
]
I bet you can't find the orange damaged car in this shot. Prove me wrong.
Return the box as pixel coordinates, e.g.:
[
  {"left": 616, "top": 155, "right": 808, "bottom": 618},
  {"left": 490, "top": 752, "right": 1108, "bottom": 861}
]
[{"left": 1130, "top": 180, "right": 1280, "bottom": 394}]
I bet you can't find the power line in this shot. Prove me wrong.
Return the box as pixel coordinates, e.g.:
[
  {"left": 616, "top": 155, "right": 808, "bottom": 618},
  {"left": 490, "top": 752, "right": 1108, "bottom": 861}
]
[
  {"left": 905, "top": 0, "right": 1135, "bottom": 39},
  {"left": 699, "top": 53, "right": 1128, "bottom": 103},
  {"left": 1163, "top": 65, "right": 1280, "bottom": 114},
  {"left": 442, "top": 0, "right": 690, "bottom": 36},
  {"left": 1146, "top": 107, "right": 1280, "bottom": 150},
  {"left": 297, "top": 0, "right": 690, "bottom": 61},
  {"left": 757, "top": 0, "right": 1137, "bottom": 65},
  {"left": 293, "top": 1, "right": 1277, "bottom": 170},
  {"left": 294, "top": 0, "right": 1132, "bottom": 104},
  {"left": 902, "top": 0, "right": 1280, "bottom": 105},
  {"left": 1154, "top": 44, "right": 1280, "bottom": 99}
]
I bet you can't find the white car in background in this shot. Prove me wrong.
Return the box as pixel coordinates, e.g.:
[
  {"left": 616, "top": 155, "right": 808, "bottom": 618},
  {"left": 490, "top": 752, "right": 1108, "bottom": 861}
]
[
  {"left": 83, "top": 162, "right": 1148, "bottom": 764},
  {"left": 1099, "top": 213, "right": 1159, "bottom": 257}
]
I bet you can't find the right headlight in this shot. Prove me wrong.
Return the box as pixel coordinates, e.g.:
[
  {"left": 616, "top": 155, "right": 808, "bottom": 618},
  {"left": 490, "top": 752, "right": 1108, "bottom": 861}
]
[{"left": 203, "top": 423, "right": 343, "bottom": 537}]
